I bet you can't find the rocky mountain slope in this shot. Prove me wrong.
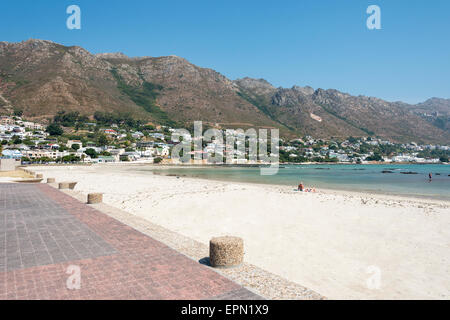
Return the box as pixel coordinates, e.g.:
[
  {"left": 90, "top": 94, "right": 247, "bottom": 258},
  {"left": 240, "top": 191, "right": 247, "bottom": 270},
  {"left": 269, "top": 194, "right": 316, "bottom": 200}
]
[
  {"left": 402, "top": 98, "right": 450, "bottom": 132},
  {"left": 415, "top": 98, "right": 450, "bottom": 115},
  {"left": 0, "top": 39, "right": 278, "bottom": 130},
  {"left": 234, "top": 78, "right": 450, "bottom": 143},
  {"left": 0, "top": 39, "right": 449, "bottom": 143}
]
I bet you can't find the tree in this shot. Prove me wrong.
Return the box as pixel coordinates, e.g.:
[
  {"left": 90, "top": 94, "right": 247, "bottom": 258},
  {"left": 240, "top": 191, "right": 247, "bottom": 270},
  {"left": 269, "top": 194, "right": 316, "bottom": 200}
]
[
  {"left": 366, "top": 153, "right": 383, "bottom": 162},
  {"left": 359, "top": 144, "right": 370, "bottom": 154},
  {"left": 98, "top": 134, "right": 108, "bottom": 146},
  {"left": 13, "top": 108, "right": 23, "bottom": 117},
  {"left": 85, "top": 148, "right": 98, "bottom": 159},
  {"left": 61, "top": 155, "right": 80, "bottom": 163},
  {"left": 440, "top": 156, "right": 449, "bottom": 163},
  {"left": 324, "top": 156, "right": 339, "bottom": 163},
  {"left": 12, "top": 136, "right": 22, "bottom": 145},
  {"left": 37, "top": 157, "right": 53, "bottom": 163},
  {"left": 153, "top": 157, "right": 163, "bottom": 164},
  {"left": 23, "top": 138, "right": 34, "bottom": 146},
  {"left": 53, "top": 110, "right": 81, "bottom": 127},
  {"left": 143, "top": 125, "right": 154, "bottom": 131},
  {"left": 71, "top": 144, "right": 80, "bottom": 151},
  {"left": 46, "top": 123, "right": 63, "bottom": 136}
]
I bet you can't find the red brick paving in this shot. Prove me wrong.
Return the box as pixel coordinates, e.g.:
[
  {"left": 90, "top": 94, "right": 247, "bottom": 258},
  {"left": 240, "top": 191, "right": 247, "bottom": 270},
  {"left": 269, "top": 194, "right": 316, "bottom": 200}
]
[{"left": 0, "top": 183, "right": 261, "bottom": 300}]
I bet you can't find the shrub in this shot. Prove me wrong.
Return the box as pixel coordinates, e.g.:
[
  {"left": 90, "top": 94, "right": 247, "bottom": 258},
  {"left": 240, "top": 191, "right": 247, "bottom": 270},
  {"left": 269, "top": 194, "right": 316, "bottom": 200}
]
[{"left": 46, "top": 123, "right": 63, "bottom": 136}]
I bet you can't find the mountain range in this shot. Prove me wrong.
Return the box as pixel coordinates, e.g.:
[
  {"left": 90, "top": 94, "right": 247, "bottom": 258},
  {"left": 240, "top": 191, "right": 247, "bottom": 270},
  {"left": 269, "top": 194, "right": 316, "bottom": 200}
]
[{"left": 0, "top": 39, "right": 449, "bottom": 144}]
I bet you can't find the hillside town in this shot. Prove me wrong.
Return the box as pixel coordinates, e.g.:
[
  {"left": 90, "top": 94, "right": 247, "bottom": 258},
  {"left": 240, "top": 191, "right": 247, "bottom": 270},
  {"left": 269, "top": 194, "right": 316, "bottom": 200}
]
[{"left": 0, "top": 114, "right": 449, "bottom": 165}]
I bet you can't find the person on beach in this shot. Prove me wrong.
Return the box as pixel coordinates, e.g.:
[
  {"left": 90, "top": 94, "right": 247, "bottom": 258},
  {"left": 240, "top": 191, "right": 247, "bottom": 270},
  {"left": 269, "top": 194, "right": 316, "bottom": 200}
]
[{"left": 298, "top": 182, "right": 304, "bottom": 192}]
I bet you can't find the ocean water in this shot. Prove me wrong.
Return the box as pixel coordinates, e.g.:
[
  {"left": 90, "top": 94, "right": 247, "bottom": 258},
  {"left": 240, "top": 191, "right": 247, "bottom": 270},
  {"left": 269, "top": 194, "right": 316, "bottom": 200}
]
[{"left": 142, "top": 164, "right": 450, "bottom": 200}]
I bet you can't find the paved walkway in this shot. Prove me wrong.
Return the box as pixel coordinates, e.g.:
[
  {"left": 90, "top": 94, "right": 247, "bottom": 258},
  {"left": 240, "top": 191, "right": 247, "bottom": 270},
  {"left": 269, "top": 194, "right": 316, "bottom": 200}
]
[{"left": 0, "top": 183, "right": 261, "bottom": 300}]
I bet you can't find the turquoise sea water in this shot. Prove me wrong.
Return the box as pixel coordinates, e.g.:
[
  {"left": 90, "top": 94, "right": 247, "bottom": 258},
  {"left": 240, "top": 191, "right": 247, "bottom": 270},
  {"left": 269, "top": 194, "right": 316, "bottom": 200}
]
[{"left": 143, "top": 164, "right": 450, "bottom": 201}]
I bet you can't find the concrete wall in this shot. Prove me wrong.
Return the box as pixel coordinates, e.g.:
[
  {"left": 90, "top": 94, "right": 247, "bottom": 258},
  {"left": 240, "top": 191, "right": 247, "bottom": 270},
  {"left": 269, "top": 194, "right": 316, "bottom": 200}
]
[{"left": 0, "top": 159, "right": 17, "bottom": 172}]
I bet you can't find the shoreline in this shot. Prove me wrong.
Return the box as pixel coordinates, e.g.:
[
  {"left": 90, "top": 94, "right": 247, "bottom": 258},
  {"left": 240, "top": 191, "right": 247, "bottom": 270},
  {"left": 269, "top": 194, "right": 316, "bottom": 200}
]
[
  {"left": 150, "top": 170, "right": 450, "bottom": 204},
  {"left": 24, "top": 161, "right": 450, "bottom": 167},
  {"left": 25, "top": 162, "right": 450, "bottom": 201},
  {"left": 146, "top": 164, "right": 450, "bottom": 203},
  {"left": 31, "top": 165, "right": 450, "bottom": 299}
]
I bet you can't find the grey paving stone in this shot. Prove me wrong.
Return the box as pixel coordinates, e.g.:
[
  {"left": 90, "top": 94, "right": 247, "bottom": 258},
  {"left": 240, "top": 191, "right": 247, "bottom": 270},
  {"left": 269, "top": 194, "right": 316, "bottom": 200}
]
[{"left": 0, "top": 183, "right": 117, "bottom": 271}]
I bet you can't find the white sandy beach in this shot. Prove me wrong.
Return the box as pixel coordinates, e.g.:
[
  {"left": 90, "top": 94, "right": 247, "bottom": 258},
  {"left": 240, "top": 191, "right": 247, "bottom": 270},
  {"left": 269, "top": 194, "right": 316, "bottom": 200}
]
[{"left": 32, "top": 164, "right": 450, "bottom": 299}]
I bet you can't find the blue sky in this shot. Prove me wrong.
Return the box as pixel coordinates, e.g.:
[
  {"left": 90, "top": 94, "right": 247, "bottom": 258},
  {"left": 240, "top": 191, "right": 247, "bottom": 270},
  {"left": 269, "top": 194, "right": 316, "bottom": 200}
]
[{"left": 1, "top": 0, "right": 449, "bottom": 103}]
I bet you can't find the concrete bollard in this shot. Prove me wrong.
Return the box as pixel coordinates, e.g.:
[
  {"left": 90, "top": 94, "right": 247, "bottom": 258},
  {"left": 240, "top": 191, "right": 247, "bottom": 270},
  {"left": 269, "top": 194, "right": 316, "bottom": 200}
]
[
  {"left": 36, "top": 174, "right": 43, "bottom": 179},
  {"left": 68, "top": 182, "right": 77, "bottom": 190},
  {"left": 87, "top": 193, "right": 103, "bottom": 204},
  {"left": 58, "top": 182, "right": 70, "bottom": 189},
  {"left": 209, "top": 236, "right": 244, "bottom": 268},
  {"left": 47, "top": 178, "right": 56, "bottom": 183}
]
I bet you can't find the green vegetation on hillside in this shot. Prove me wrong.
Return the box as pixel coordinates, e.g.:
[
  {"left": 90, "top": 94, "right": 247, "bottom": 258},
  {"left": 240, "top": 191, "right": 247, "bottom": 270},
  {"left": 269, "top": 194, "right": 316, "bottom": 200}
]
[
  {"left": 0, "top": 73, "right": 30, "bottom": 90},
  {"left": 53, "top": 110, "right": 89, "bottom": 127},
  {"left": 93, "top": 111, "right": 143, "bottom": 128},
  {"left": 318, "top": 103, "right": 375, "bottom": 136},
  {"left": 237, "top": 91, "right": 273, "bottom": 119},
  {"left": 433, "top": 116, "right": 449, "bottom": 131},
  {"left": 417, "top": 148, "right": 450, "bottom": 160},
  {"left": 237, "top": 90, "right": 295, "bottom": 131},
  {"left": 46, "top": 123, "right": 63, "bottom": 136},
  {"left": 110, "top": 68, "right": 175, "bottom": 126}
]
